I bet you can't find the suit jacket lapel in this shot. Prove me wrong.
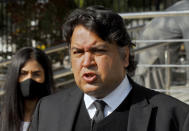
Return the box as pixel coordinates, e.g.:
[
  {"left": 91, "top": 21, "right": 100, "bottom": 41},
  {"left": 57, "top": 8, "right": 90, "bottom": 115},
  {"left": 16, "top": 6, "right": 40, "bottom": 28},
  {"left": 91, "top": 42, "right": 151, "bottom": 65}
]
[
  {"left": 61, "top": 77, "right": 153, "bottom": 131},
  {"left": 127, "top": 77, "right": 152, "bottom": 131},
  {"left": 60, "top": 87, "right": 83, "bottom": 131},
  {"left": 127, "top": 100, "right": 152, "bottom": 131}
]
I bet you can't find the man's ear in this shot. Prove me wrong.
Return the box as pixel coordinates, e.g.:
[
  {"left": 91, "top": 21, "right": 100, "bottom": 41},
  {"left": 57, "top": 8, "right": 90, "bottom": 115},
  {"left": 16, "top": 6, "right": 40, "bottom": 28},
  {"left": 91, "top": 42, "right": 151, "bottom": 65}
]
[{"left": 123, "top": 46, "right": 129, "bottom": 68}]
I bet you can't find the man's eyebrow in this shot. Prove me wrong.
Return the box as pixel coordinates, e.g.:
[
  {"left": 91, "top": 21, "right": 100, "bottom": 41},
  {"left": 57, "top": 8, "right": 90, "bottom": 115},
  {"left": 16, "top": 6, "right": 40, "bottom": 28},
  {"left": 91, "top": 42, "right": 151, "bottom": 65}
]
[
  {"left": 71, "top": 43, "right": 108, "bottom": 50},
  {"left": 91, "top": 44, "right": 108, "bottom": 49}
]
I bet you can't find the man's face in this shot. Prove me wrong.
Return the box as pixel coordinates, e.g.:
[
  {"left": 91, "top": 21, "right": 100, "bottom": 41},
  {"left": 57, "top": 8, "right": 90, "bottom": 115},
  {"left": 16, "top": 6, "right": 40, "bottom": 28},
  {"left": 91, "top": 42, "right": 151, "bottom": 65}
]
[{"left": 70, "top": 25, "right": 129, "bottom": 98}]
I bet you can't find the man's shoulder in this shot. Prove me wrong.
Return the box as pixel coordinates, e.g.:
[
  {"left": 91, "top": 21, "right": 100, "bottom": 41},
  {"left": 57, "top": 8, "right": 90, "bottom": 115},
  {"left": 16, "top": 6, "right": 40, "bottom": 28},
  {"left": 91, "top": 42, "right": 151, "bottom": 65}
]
[
  {"left": 130, "top": 79, "right": 189, "bottom": 110},
  {"left": 134, "top": 84, "right": 189, "bottom": 110}
]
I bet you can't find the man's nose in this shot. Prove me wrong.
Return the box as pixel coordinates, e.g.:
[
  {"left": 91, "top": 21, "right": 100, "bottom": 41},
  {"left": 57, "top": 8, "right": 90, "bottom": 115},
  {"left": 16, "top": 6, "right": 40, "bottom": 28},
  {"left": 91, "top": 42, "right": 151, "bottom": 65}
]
[{"left": 82, "top": 52, "right": 95, "bottom": 67}]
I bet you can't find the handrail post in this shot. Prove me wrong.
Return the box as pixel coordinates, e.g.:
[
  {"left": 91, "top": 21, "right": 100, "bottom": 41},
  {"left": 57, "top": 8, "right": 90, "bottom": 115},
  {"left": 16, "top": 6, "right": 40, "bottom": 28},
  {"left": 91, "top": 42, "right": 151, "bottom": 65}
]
[{"left": 165, "top": 46, "right": 171, "bottom": 94}]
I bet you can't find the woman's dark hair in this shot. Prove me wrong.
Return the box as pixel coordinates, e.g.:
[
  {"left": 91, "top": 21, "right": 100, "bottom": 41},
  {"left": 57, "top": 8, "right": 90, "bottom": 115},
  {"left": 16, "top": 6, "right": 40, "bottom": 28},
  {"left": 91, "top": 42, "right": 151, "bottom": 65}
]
[
  {"left": 62, "top": 5, "right": 136, "bottom": 75},
  {"left": 0, "top": 47, "right": 54, "bottom": 131}
]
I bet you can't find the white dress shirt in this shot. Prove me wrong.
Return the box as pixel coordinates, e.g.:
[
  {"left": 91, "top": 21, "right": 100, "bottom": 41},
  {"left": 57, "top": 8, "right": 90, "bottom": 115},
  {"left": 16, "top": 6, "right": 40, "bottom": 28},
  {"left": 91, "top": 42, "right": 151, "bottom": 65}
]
[{"left": 84, "top": 75, "right": 132, "bottom": 119}]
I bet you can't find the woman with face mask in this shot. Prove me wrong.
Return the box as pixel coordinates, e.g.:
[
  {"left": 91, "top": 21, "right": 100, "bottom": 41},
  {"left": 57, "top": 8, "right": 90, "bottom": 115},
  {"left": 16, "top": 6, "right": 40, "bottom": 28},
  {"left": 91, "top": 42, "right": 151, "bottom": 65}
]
[{"left": 0, "top": 47, "right": 55, "bottom": 131}]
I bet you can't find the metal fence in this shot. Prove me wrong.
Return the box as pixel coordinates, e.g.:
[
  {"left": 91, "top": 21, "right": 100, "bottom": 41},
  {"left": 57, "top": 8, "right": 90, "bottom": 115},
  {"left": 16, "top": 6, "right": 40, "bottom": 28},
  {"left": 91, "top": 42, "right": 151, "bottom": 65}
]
[{"left": 125, "top": 10, "right": 189, "bottom": 104}]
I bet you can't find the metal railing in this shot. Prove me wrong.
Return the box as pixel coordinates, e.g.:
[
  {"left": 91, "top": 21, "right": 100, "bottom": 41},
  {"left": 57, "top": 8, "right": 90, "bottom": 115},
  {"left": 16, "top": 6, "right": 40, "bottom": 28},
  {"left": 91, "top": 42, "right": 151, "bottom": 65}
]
[
  {"left": 133, "top": 39, "right": 189, "bottom": 54},
  {"left": 119, "top": 10, "right": 189, "bottom": 19},
  {"left": 0, "top": 44, "right": 68, "bottom": 67},
  {"left": 122, "top": 11, "right": 189, "bottom": 104}
]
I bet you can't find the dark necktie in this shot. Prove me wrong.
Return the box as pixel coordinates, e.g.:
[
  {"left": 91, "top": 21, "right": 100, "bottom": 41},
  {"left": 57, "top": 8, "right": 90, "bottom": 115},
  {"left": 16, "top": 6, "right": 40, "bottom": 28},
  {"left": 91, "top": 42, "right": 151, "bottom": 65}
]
[{"left": 93, "top": 100, "right": 106, "bottom": 123}]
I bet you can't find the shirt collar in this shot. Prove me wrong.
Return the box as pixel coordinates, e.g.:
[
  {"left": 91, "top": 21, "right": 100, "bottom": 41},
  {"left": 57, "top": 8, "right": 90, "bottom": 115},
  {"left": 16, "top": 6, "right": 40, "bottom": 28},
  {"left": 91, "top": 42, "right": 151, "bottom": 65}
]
[{"left": 84, "top": 75, "right": 132, "bottom": 112}]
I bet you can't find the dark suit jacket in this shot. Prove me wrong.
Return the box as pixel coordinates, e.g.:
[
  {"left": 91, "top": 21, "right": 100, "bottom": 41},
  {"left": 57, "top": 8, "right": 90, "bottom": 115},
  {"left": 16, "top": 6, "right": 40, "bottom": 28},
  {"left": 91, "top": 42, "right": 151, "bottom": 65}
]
[{"left": 29, "top": 78, "right": 189, "bottom": 131}]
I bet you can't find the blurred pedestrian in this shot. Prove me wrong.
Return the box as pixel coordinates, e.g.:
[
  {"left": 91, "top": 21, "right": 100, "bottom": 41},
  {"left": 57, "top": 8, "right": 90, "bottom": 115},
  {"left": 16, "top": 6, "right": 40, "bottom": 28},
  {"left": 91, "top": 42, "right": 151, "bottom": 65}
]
[{"left": 0, "top": 47, "right": 54, "bottom": 131}]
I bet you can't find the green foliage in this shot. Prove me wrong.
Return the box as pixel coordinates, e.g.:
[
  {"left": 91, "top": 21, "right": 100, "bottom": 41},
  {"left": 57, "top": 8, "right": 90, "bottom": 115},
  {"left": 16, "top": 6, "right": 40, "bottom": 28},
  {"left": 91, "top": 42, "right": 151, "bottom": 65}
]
[
  {"left": 74, "top": 0, "right": 145, "bottom": 12},
  {"left": 6, "top": 0, "right": 76, "bottom": 50}
]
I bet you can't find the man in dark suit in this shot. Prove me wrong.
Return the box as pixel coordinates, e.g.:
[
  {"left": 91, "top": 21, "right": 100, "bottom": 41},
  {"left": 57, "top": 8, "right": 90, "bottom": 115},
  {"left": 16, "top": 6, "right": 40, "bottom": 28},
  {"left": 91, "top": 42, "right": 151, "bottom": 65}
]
[{"left": 29, "top": 6, "right": 189, "bottom": 131}]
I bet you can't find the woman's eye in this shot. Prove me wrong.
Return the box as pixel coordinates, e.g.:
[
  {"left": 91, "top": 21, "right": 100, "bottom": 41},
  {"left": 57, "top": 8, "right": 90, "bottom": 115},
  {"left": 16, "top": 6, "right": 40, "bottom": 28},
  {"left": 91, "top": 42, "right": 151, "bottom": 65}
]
[
  {"left": 20, "top": 72, "right": 27, "bottom": 76},
  {"left": 33, "top": 73, "right": 40, "bottom": 77}
]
